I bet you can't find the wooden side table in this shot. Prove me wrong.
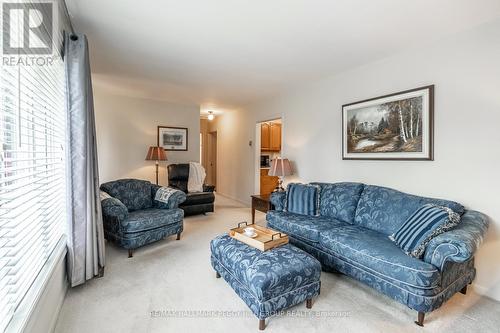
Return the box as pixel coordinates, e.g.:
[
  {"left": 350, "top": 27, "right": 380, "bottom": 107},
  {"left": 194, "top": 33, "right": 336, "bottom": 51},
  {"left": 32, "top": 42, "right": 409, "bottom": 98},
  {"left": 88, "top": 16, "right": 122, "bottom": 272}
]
[{"left": 251, "top": 194, "right": 274, "bottom": 224}]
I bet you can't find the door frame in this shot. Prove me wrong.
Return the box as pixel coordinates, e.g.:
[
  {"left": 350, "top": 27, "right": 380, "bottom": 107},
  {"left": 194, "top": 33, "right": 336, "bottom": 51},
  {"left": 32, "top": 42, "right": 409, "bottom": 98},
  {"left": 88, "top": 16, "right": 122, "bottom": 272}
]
[{"left": 207, "top": 131, "right": 217, "bottom": 189}]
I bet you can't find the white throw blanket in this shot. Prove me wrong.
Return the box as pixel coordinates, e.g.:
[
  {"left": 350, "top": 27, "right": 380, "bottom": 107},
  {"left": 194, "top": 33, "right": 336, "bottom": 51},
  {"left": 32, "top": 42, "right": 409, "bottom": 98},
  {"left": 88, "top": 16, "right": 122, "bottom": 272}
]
[{"left": 188, "top": 162, "right": 206, "bottom": 193}]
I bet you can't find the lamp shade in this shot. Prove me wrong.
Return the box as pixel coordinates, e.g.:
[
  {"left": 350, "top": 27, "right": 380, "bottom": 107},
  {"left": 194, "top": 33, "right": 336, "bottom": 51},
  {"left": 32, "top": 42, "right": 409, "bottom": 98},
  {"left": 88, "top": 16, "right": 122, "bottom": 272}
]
[
  {"left": 145, "top": 146, "right": 167, "bottom": 161},
  {"left": 268, "top": 158, "right": 293, "bottom": 177}
]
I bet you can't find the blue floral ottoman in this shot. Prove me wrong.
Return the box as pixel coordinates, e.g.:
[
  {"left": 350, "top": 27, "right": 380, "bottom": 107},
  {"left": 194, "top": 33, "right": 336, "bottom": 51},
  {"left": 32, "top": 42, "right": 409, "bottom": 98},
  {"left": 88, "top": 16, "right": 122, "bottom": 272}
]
[{"left": 210, "top": 234, "right": 321, "bottom": 330}]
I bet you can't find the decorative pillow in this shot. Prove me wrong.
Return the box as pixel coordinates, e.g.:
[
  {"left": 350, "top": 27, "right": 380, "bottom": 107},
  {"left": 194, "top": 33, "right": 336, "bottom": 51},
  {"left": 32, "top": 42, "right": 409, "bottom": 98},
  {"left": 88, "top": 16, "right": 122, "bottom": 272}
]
[
  {"left": 153, "top": 186, "right": 185, "bottom": 209},
  {"left": 155, "top": 186, "right": 182, "bottom": 203},
  {"left": 285, "top": 183, "right": 320, "bottom": 216},
  {"left": 390, "top": 204, "right": 461, "bottom": 258}
]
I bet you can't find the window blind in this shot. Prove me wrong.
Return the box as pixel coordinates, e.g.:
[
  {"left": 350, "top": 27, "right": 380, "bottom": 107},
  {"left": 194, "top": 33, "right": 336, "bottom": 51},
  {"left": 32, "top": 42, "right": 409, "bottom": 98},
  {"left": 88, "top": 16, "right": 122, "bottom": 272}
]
[{"left": 0, "top": 2, "right": 67, "bottom": 331}]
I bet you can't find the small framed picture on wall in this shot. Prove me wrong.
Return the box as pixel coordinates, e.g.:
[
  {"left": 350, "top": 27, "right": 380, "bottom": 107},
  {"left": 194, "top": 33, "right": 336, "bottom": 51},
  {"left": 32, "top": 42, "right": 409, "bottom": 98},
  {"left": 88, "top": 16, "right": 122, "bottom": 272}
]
[{"left": 157, "top": 126, "right": 188, "bottom": 151}]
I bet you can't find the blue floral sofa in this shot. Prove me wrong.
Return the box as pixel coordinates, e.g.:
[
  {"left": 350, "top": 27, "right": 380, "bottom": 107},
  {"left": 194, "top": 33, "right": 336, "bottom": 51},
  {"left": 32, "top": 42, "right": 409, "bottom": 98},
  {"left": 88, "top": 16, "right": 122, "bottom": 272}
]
[
  {"left": 100, "top": 179, "right": 186, "bottom": 257},
  {"left": 267, "top": 182, "right": 489, "bottom": 326}
]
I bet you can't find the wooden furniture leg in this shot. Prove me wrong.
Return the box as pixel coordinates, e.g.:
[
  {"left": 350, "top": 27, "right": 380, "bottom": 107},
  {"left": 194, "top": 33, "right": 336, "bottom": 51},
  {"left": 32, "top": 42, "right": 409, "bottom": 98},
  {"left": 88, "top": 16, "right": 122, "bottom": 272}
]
[
  {"left": 259, "top": 319, "right": 265, "bottom": 330},
  {"left": 460, "top": 285, "right": 467, "bottom": 295},
  {"left": 250, "top": 194, "right": 272, "bottom": 225},
  {"left": 415, "top": 311, "right": 425, "bottom": 326},
  {"left": 176, "top": 232, "right": 181, "bottom": 240},
  {"left": 306, "top": 299, "right": 312, "bottom": 309},
  {"left": 128, "top": 249, "right": 133, "bottom": 258}
]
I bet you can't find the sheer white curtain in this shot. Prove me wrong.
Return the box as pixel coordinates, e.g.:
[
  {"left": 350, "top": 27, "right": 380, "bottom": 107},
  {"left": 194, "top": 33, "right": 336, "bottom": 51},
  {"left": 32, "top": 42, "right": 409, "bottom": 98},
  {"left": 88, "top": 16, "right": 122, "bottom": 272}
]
[{"left": 64, "top": 33, "right": 105, "bottom": 286}]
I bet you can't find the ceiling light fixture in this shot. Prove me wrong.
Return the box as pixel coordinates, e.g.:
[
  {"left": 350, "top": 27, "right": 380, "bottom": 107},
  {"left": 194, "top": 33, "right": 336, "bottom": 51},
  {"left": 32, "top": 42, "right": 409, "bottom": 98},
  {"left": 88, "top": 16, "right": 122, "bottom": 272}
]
[{"left": 207, "top": 111, "right": 215, "bottom": 121}]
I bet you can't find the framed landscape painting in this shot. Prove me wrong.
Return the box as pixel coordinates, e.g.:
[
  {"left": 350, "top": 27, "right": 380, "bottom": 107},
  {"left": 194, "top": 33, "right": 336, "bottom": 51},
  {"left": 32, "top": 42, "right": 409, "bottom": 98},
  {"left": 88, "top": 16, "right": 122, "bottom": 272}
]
[
  {"left": 342, "top": 85, "right": 434, "bottom": 160},
  {"left": 158, "top": 126, "right": 188, "bottom": 151}
]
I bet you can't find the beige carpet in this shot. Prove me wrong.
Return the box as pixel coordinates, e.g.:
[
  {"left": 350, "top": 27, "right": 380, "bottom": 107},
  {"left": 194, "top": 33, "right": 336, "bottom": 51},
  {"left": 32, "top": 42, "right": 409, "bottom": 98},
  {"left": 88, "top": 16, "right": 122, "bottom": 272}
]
[{"left": 55, "top": 195, "right": 500, "bottom": 333}]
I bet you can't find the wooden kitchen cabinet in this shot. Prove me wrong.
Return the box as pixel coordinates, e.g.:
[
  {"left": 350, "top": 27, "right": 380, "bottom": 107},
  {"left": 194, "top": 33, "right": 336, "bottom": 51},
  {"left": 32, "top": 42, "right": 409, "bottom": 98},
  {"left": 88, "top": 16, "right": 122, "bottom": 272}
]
[
  {"left": 261, "top": 122, "right": 281, "bottom": 152},
  {"left": 260, "top": 168, "right": 278, "bottom": 195},
  {"left": 270, "top": 123, "right": 281, "bottom": 151},
  {"left": 261, "top": 123, "right": 270, "bottom": 150}
]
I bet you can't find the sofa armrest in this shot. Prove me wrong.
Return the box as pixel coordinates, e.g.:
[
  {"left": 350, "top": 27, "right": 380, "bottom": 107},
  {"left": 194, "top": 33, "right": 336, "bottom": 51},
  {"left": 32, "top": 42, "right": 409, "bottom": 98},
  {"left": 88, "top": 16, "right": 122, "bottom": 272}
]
[
  {"left": 203, "top": 184, "right": 215, "bottom": 192},
  {"left": 423, "top": 210, "right": 489, "bottom": 270},
  {"left": 101, "top": 197, "right": 128, "bottom": 222},
  {"left": 151, "top": 185, "right": 187, "bottom": 209},
  {"left": 270, "top": 191, "right": 286, "bottom": 211}
]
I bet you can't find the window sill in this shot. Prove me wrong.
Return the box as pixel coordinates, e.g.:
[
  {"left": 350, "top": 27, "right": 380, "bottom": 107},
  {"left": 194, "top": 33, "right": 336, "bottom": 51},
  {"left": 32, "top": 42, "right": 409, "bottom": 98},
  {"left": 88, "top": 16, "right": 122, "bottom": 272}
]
[{"left": 5, "top": 236, "right": 68, "bottom": 333}]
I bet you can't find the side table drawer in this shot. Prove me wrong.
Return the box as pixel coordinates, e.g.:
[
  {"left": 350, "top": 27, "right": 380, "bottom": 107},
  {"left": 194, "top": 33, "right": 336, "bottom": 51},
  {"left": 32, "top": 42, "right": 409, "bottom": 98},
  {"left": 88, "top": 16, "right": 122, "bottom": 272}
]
[{"left": 252, "top": 197, "right": 270, "bottom": 213}]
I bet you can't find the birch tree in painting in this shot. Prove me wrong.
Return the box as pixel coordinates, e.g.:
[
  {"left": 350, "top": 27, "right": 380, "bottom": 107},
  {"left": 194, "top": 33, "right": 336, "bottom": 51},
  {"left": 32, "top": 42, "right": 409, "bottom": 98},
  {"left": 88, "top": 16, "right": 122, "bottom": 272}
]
[{"left": 346, "top": 96, "right": 423, "bottom": 153}]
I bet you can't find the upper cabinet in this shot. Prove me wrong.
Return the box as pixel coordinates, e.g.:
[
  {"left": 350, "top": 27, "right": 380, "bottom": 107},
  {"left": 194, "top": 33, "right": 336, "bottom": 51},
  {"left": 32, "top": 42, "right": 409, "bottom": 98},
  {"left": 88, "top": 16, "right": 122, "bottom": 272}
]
[
  {"left": 261, "top": 122, "right": 281, "bottom": 152},
  {"left": 270, "top": 123, "right": 281, "bottom": 151},
  {"left": 261, "top": 123, "right": 270, "bottom": 150}
]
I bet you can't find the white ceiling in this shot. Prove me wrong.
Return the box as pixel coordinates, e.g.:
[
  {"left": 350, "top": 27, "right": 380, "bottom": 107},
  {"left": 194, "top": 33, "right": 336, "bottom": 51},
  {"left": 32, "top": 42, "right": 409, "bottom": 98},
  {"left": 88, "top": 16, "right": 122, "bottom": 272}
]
[{"left": 67, "top": 0, "right": 500, "bottom": 110}]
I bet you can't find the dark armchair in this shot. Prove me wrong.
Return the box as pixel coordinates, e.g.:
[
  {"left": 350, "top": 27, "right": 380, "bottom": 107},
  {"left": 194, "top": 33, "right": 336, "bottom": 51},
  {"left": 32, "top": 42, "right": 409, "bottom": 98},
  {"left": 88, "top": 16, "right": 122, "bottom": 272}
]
[
  {"left": 167, "top": 163, "right": 215, "bottom": 216},
  {"left": 100, "top": 179, "right": 186, "bottom": 257}
]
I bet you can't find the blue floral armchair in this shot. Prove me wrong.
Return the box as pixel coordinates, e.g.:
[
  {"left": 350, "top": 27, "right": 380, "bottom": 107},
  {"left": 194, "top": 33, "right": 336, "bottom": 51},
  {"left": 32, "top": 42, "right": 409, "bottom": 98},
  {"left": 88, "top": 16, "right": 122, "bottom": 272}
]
[{"left": 100, "top": 179, "right": 186, "bottom": 257}]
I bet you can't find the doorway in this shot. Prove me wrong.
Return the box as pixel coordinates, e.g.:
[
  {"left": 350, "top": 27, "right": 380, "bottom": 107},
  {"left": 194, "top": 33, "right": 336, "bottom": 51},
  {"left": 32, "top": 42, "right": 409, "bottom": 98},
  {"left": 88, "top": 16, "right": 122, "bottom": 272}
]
[
  {"left": 255, "top": 118, "right": 282, "bottom": 195},
  {"left": 206, "top": 131, "right": 217, "bottom": 188}
]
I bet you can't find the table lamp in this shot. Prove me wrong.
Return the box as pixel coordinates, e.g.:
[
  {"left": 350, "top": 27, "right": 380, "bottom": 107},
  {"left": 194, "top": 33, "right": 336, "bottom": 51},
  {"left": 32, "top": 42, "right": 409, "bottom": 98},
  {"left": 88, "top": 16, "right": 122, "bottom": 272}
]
[
  {"left": 145, "top": 146, "right": 167, "bottom": 185},
  {"left": 268, "top": 158, "right": 293, "bottom": 192}
]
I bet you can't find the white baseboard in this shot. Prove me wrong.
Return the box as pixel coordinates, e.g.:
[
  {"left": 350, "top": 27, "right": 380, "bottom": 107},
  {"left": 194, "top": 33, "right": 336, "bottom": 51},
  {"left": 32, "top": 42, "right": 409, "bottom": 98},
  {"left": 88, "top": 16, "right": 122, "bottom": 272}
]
[
  {"left": 473, "top": 283, "right": 487, "bottom": 295},
  {"left": 215, "top": 192, "right": 251, "bottom": 207},
  {"left": 472, "top": 283, "right": 500, "bottom": 302}
]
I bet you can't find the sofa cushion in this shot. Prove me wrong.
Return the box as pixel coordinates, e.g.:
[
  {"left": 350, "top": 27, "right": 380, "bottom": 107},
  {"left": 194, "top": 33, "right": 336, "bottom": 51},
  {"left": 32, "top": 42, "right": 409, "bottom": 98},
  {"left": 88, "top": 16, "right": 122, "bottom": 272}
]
[
  {"left": 391, "top": 204, "right": 461, "bottom": 258},
  {"left": 270, "top": 191, "right": 286, "bottom": 211},
  {"left": 101, "top": 179, "right": 153, "bottom": 211},
  {"left": 354, "top": 185, "right": 465, "bottom": 236},
  {"left": 285, "top": 183, "right": 320, "bottom": 216},
  {"left": 121, "top": 208, "right": 184, "bottom": 233},
  {"left": 267, "top": 210, "right": 346, "bottom": 243},
  {"left": 311, "top": 182, "right": 364, "bottom": 223},
  {"left": 319, "top": 225, "right": 441, "bottom": 289}
]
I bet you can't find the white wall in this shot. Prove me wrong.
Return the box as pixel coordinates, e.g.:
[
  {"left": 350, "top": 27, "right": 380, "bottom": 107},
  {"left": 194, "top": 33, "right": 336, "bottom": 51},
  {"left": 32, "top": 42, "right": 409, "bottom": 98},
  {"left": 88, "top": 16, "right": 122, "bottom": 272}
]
[
  {"left": 204, "top": 111, "right": 255, "bottom": 204},
  {"left": 214, "top": 20, "right": 500, "bottom": 300},
  {"left": 94, "top": 88, "right": 200, "bottom": 186}
]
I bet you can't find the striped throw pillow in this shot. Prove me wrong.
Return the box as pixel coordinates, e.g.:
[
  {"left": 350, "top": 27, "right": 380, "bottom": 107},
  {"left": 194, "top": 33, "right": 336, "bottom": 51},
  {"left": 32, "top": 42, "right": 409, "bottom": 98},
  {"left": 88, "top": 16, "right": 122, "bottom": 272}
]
[
  {"left": 285, "top": 183, "right": 320, "bottom": 216},
  {"left": 390, "top": 204, "right": 460, "bottom": 258}
]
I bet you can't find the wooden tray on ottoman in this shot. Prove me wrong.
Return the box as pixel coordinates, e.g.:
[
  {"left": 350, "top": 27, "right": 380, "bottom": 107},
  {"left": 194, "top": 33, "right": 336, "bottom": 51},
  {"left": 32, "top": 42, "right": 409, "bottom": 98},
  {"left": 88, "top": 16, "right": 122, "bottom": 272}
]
[{"left": 229, "top": 222, "right": 288, "bottom": 251}]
